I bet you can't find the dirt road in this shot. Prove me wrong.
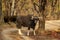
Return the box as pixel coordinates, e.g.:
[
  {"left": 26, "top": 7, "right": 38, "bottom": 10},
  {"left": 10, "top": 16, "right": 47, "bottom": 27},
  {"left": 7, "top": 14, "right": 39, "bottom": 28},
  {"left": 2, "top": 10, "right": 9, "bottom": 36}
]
[
  {"left": 45, "top": 20, "right": 60, "bottom": 31},
  {"left": 0, "top": 20, "right": 60, "bottom": 40}
]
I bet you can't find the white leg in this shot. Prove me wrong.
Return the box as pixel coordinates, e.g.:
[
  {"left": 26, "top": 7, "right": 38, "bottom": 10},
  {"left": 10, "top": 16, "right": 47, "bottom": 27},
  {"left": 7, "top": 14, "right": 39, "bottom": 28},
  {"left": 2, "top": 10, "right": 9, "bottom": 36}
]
[
  {"left": 27, "top": 30, "right": 30, "bottom": 36},
  {"left": 33, "top": 30, "right": 36, "bottom": 35},
  {"left": 18, "top": 29, "right": 22, "bottom": 35}
]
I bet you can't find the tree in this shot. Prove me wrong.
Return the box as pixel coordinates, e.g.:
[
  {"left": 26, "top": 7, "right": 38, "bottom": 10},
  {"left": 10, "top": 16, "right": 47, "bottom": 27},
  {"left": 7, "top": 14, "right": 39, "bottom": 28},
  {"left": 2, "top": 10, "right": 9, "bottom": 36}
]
[
  {"left": 11, "top": 0, "right": 15, "bottom": 16},
  {"left": 31, "top": 0, "right": 47, "bottom": 30},
  {"left": 0, "top": 0, "right": 3, "bottom": 24},
  {"left": 39, "top": 0, "right": 47, "bottom": 30},
  {"left": 51, "top": 0, "right": 57, "bottom": 19}
]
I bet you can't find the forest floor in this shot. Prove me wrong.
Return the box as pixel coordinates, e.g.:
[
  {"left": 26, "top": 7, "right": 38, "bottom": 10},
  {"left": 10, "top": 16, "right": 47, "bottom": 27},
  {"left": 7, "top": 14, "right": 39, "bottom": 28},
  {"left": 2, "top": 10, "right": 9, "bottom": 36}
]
[{"left": 0, "top": 20, "right": 60, "bottom": 40}]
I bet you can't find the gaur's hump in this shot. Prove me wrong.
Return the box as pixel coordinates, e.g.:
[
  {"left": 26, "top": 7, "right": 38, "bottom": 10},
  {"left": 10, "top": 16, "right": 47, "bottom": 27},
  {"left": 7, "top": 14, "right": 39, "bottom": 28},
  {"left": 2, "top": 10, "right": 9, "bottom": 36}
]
[{"left": 17, "top": 14, "right": 33, "bottom": 20}]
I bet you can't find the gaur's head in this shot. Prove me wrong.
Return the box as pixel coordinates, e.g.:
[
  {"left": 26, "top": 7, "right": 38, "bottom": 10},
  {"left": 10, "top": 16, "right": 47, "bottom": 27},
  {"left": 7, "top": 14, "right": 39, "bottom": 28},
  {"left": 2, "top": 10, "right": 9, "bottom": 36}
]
[
  {"left": 27, "top": 14, "right": 40, "bottom": 21},
  {"left": 31, "top": 16, "right": 39, "bottom": 23}
]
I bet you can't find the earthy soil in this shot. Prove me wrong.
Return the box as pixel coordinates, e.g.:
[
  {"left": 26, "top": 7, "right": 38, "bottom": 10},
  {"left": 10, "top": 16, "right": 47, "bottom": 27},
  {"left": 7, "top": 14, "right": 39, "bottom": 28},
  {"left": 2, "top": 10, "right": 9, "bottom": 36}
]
[{"left": 0, "top": 20, "right": 60, "bottom": 40}]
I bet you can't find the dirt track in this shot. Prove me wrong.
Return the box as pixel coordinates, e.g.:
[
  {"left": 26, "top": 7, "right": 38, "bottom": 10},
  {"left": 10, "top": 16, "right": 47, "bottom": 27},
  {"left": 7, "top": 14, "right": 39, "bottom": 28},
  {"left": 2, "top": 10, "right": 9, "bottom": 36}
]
[{"left": 0, "top": 20, "right": 60, "bottom": 40}]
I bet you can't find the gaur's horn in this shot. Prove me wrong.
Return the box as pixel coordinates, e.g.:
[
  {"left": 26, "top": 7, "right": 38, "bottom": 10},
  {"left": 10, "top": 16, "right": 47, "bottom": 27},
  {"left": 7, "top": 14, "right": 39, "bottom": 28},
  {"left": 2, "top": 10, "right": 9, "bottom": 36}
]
[
  {"left": 31, "top": 16, "right": 34, "bottom": 20},
  {"left": 38, "top": 16, "right": 42, "bottom": 20}
]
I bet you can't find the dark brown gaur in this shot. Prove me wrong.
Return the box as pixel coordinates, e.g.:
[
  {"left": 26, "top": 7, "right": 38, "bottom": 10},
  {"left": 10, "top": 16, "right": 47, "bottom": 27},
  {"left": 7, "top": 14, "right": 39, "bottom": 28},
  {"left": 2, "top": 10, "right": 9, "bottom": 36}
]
[{"left": 16, "top": 14, "right": 40, "bottom": 35}]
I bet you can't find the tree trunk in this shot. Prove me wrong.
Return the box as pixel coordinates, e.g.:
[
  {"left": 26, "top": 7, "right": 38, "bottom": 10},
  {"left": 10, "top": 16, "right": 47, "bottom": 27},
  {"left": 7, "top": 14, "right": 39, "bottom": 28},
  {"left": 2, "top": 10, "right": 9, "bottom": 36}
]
[
  {"left": 11, "top": 0, "right": 15, "bottom": 16},
  {"left": 39, "top": 0, "right": 46, "bottom": 30},
  {"left": 0, "top": 0, "right": 4, "bottom": 24}
]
